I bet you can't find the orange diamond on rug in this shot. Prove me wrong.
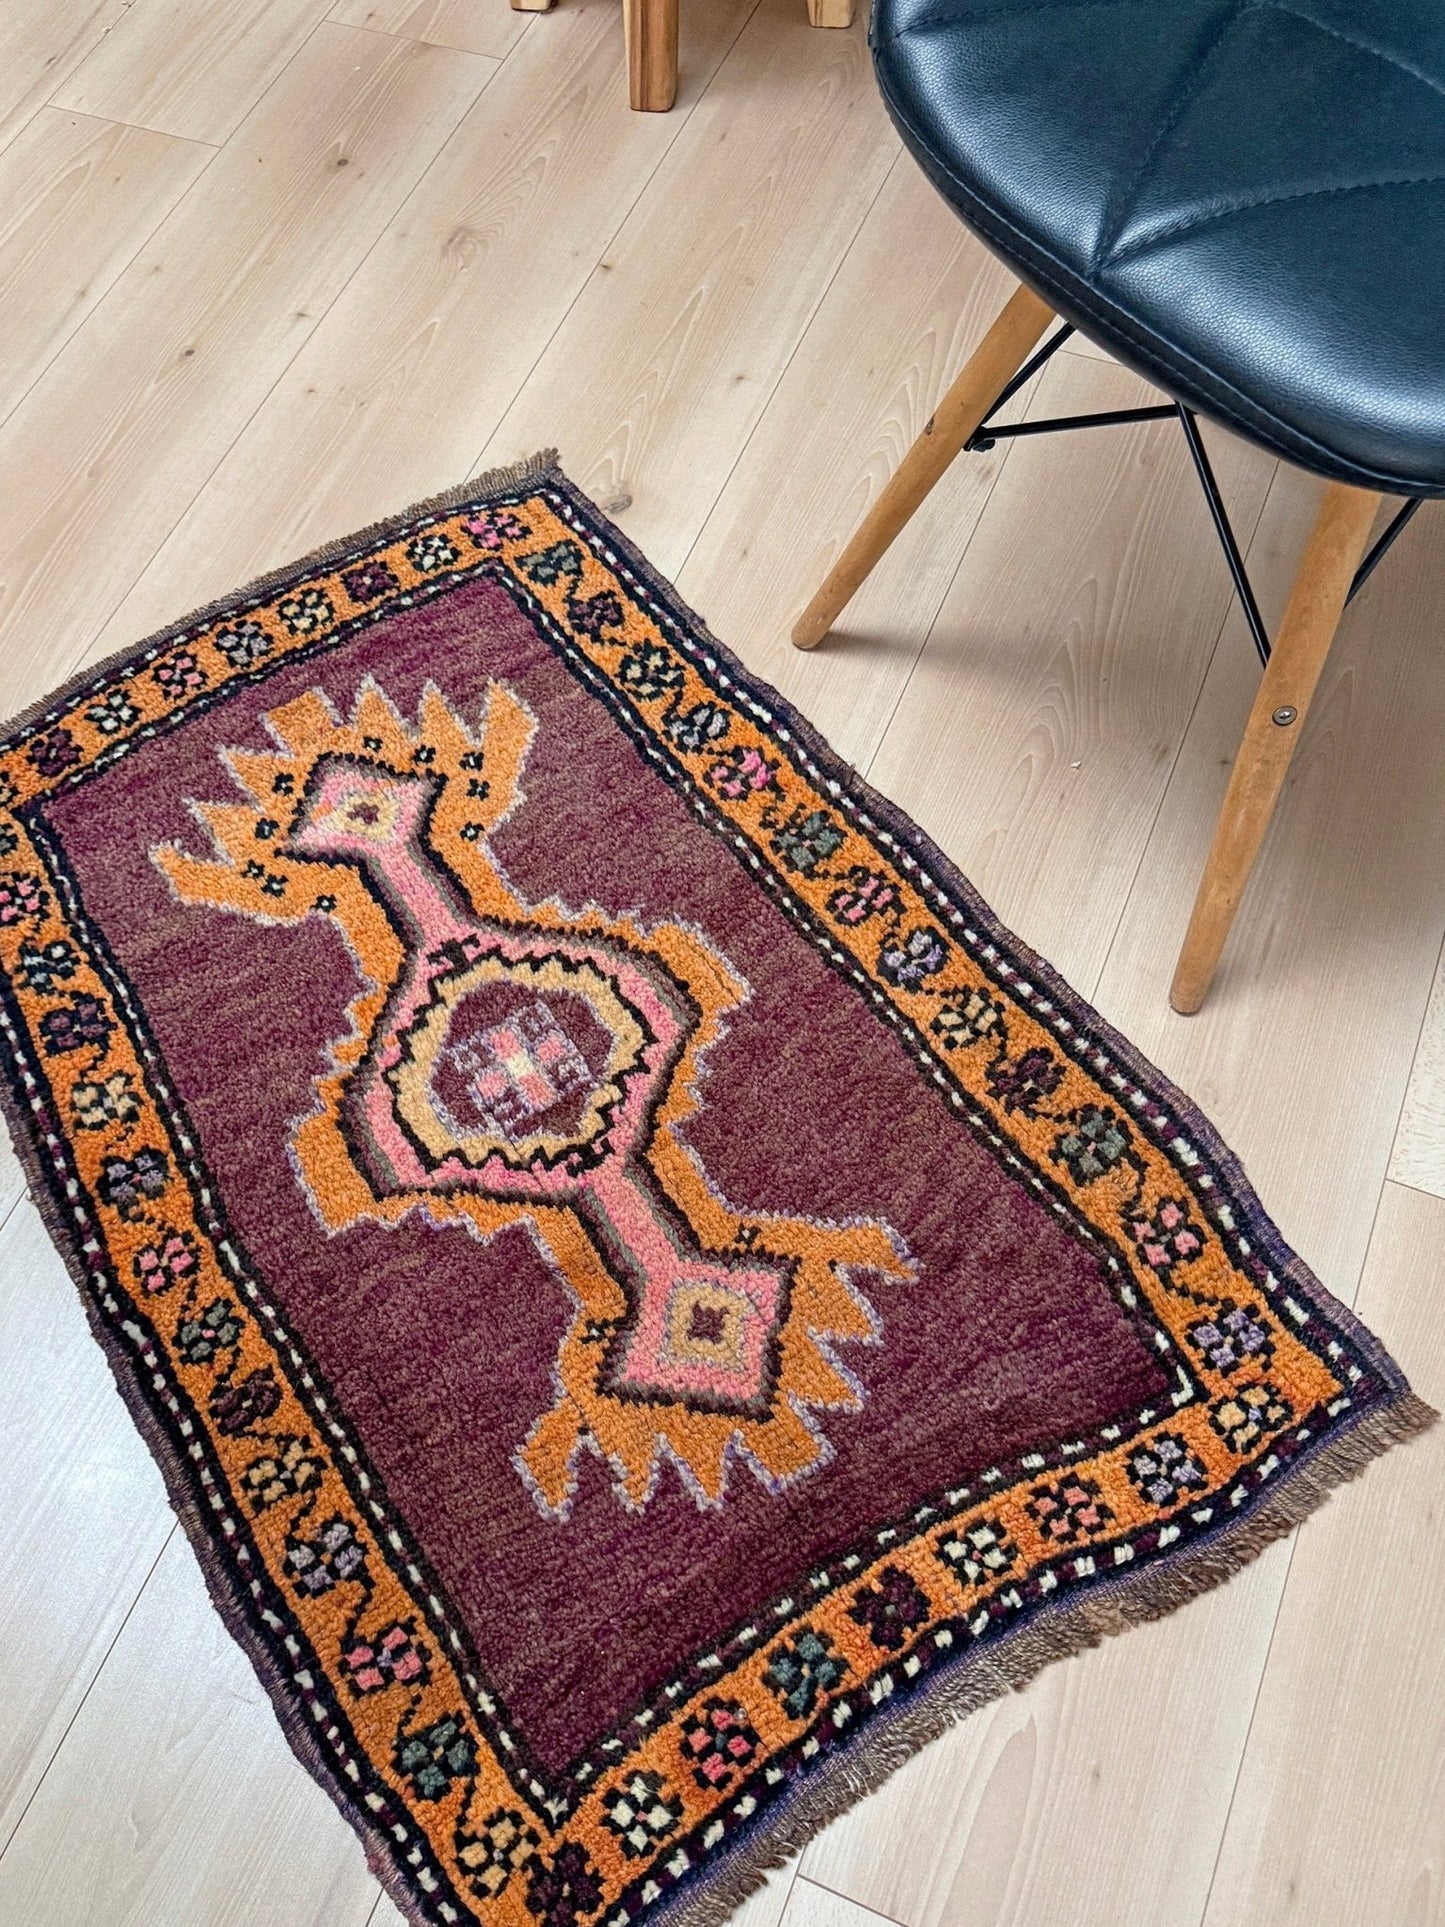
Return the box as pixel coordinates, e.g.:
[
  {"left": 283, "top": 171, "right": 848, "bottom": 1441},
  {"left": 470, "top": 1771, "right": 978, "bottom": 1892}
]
[{"left": 0, "top": 455, "right": 1431, "bottom": 1927}]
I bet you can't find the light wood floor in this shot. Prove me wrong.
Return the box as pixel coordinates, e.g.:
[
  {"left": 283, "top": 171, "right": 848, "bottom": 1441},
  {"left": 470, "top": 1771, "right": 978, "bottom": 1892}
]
[{"left": 0, "top": 3, "right": 1441, "bottom": 1923}]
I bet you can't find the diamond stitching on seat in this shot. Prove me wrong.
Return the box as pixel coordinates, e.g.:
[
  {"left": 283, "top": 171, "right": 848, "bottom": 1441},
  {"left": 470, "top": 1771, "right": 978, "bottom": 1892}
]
[
  {"left": 889, "top": 0, "right": 1445, "bottom": 272},
  {"left": 877, "top": 0, "right": 1445, "bottom": 487},
  {"left": 1091, "top": 0, "right": 1250, "bottom": 268},
  {"left": 1106, "top": 172, "right": 1445, "bottom": 266},
  {"left": 1264, "top": 0, "right": 1445, "bottom": 106},
  {"left": 1091, "top": 0, "right": 1445, "bottom": 266}
]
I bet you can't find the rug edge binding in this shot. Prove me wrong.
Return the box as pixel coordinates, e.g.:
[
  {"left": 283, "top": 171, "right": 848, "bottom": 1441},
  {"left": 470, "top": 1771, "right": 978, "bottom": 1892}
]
[
  {"left": 0, "top": 449, "right": 562, "bottom": 748},
  {"left": 1, "top": 459, "right": 1436, "bottom": 1927},
  {"left": 653, "top": 1382, "right": 1437, "bottom": 1927},
  {"left": 4, "top": 957, "right": 1434, "bottom": 1927},
  {"left": 12, "top": 945, "right": 1433, "bottom": 1927}
]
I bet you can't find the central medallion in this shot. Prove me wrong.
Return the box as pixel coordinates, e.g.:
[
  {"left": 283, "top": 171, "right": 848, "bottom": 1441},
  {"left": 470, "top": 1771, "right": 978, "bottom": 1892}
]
[
  {"left": 380, "top": 937, "right": 666, "bottom": 1178},
  {"left": 431, "top": 995, "right": 599, "bottom": 1145},
  {"left": 155, "top": 679, "right": 910, "bottom": 1515}
]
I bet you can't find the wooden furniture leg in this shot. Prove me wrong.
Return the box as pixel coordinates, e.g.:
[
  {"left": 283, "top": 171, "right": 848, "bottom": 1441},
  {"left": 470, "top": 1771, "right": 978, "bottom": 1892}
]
[
  {"left": 625, "top": 0, "right": 679, "bottom": 110},
  {"left": 791, "top": 282, "right": 1056, "bottom": 650},
  {"left": 1169, "top": 482, "right": 1382, "bottom": 1014},
  {"left": 807, "top": 0, "right": 855, "bottom": 25}
]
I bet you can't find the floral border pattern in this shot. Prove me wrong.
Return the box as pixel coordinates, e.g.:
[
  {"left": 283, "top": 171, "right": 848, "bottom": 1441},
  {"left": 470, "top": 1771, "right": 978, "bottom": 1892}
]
[{"left": 0, "top": 467, "right": 1417, "bottom": 1927}]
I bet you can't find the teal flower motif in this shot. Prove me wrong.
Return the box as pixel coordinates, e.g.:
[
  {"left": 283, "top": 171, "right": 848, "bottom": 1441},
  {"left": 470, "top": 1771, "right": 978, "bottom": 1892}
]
[
  {"left": 771, "top": 807, "right": 844, "bottom": 876},
  {"left": 175, "top": 1297, "right": 244, "bottom": 1365},
  {"left": 762, "top": 1626, "right": 848, "bottom": 1721},
  {"left": 1052, "top": 1105, "right": 1131, "bottom": 1184},
  {"left": 521, "top": 540, "right": 584, "bottom": 589},
  {"left": 395, "top": 1714, "right": 476, "bottom": 1800}
]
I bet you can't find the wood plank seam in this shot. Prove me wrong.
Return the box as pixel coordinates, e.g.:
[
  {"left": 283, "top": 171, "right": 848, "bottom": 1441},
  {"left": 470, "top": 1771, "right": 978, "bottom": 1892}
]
[
  {"left": 794, "top": 1875, "right": 908, "bottom": 1925},
  {"left": 669, "top": 145, "right": 912, "bottom": 583},
  {"left": 461, "top": 0, "right": 769, "bottom": 482},
  {"left": 0, "top": 110, "right": 219, "bottom": 437},
  {"left": 1384, "top": 920, "right": 1445, "bottom": 1200},
  {"left": 0, "top": 23, "right": 499, "bottom": 715},
  {"left": 0, "top": 1520, "right": 177, "bottom": 1860},
  {"left": 0, "top": 3, "right": 132, "bottom": 167}
]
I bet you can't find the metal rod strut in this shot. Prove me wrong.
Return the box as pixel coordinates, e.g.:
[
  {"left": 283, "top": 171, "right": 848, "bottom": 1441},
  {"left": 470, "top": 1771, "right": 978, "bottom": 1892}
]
[
  {"left": 1176, "top": 405, "right": 1273, "bottom": 667},
  {"left": 1347, "top": 496, "right": 1422, "bottom": 603},
  {"left": 965, "top": 321, "right": 1075, "bottom": 448},
  {"left": 970, "top": 403, "right": 1176, "bottom": 450},
  {"left": 957, "top": 358, "right": 1427, "bottom": 672}
]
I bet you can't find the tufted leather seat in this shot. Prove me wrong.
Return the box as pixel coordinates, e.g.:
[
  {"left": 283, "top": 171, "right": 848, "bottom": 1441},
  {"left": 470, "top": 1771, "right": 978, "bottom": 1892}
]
[{"left": 872, "top": 0, "right": 1445, "bottom": 496}]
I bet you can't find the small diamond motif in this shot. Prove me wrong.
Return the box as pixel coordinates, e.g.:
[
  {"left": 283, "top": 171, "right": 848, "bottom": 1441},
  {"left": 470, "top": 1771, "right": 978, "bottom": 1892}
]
[
  {"left": 600, "top": 1770, "right": 683, "bottom": 1858},
  {"left": 938, "top": 1517, "right": 1018, "bottom": 1588},
  {"left": 444, "top": 999, "right": 593, "bottom": 1138}
]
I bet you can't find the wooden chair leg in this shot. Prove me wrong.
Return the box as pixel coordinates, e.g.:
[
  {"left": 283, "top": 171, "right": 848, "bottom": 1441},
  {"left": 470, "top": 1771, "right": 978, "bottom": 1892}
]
[
  {"left": 625, "top": 0, "right": 679, "bottom": 110},
  {"left": 1169, "top": 482, "right": 1383, "bottom": 1014},
  {"left": 807, "top": 0, "right": 854, "bottom": 25},
  {"left": 791, "top": 282, "right": 1056, "bottom": 650}
]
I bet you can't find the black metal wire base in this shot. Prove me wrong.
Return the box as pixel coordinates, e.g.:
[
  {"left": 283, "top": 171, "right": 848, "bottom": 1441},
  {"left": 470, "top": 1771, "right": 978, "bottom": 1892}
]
[{"left": 963, "top": 322, "right": 1425, "bottom": 666}]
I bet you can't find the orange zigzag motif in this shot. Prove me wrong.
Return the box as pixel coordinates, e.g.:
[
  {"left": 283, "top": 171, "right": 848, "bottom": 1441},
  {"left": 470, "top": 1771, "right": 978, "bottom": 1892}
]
[{"left": 153, "top": 678, "right": 910, "bottom": 1516}]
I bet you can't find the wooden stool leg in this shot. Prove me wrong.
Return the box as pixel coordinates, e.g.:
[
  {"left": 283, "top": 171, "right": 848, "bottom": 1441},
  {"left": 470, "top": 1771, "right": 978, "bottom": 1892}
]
[
  {"left": 625, "top": 0, "right": 679, "bottom": 110},
  {"left": 807, "top": 0, "right": 854, "bottom": 25},
  {"left": 791, "top": 283, "right": 1055, "bottom": 650},
  {"left": 1169, "top": 482, "right": 1382, "bottom": 1014}
]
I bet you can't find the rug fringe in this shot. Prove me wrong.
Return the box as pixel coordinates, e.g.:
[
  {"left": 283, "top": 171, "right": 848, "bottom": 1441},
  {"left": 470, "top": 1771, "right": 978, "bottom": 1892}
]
[
  {"left": 0, "top": 456, "right": 1435, "bottom": 1927},
  {"left": 0, "top": 450, "right": 562, "bottom": 745},
  {"left": 654, "top": 1388, "right": 1436, "bottom": 1927}
]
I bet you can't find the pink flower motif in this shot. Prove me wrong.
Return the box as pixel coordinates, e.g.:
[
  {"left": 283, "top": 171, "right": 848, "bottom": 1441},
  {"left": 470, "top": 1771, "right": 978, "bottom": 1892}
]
[
  {"left": 829, "top": 870, "right": 901, "bottom": 925},
  {"left": 343, "top": 1622, "right": 427, "bottom": 1693},
  {"left": 1131, "top": 1196, "right": 1204, "bottom": 1275},
  {"left": 0, "top": 873, "right": 46, "bottom": 925},
  {"left": 154, "top": 650, "right": 206, "bottom": 700},
  {"left": 707, "top": 744, "right": 777, "bottom": 800},
  {"left": 1027, "top": 1475, "right": 1114, "bottom": 1544},
  {"left": 1158, "top": 1201, "right": 1201, "bottom": 1256},
  {"left": 679, "top": 1698, "right": 759, "bottom": 1789},
  {"left": 463, "top": 510, "right": 529, "bottom": 551},
  {"left": 381, "top": 1626, "right": 424, "bottom": 1682},
  {"left": 133, "top": 1230, "right": 199, "bottom": 1295}
]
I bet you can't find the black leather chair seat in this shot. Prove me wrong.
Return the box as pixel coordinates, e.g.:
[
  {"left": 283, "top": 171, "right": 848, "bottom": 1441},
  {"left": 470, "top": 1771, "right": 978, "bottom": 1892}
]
[{"left": 873, "top": 0, "right": 1445, "bottom": 497}]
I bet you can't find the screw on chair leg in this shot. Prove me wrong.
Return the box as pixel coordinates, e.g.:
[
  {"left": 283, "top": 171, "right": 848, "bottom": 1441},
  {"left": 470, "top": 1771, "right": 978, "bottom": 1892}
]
[
  {"left": 1169, "top": 482, "right": 1383, "bottom": 1015},
  {"left": 790, "top": 282, "right": 1057, "bottom": 650}
]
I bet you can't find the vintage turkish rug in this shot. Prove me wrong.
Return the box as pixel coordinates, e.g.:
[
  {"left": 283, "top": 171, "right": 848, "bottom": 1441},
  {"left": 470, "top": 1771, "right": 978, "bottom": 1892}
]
[{"left": 1, "top": 454, "right": 1430, "bottom": 1926}]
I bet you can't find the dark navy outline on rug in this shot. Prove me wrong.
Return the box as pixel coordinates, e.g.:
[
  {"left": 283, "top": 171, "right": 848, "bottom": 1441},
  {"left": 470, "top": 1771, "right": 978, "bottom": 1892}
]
[
  {"left": 0, "top": 463, "right": 1417, "bottom": 1927},
  {"left": 4, "top": 479, "right": 1400, "bottom": 1744},
  {"left": 15, "top": 615, "right": 1228, "bottom": 1830},
  {"left": 2, "top": 815, "right": 475, "bottom": 1927},
  {"left": 519, "top": 476, "right": 1421, "bottom": 1922},
  {"left": 4, "top": 506, "right": 1396, "bottom": 1528}
]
